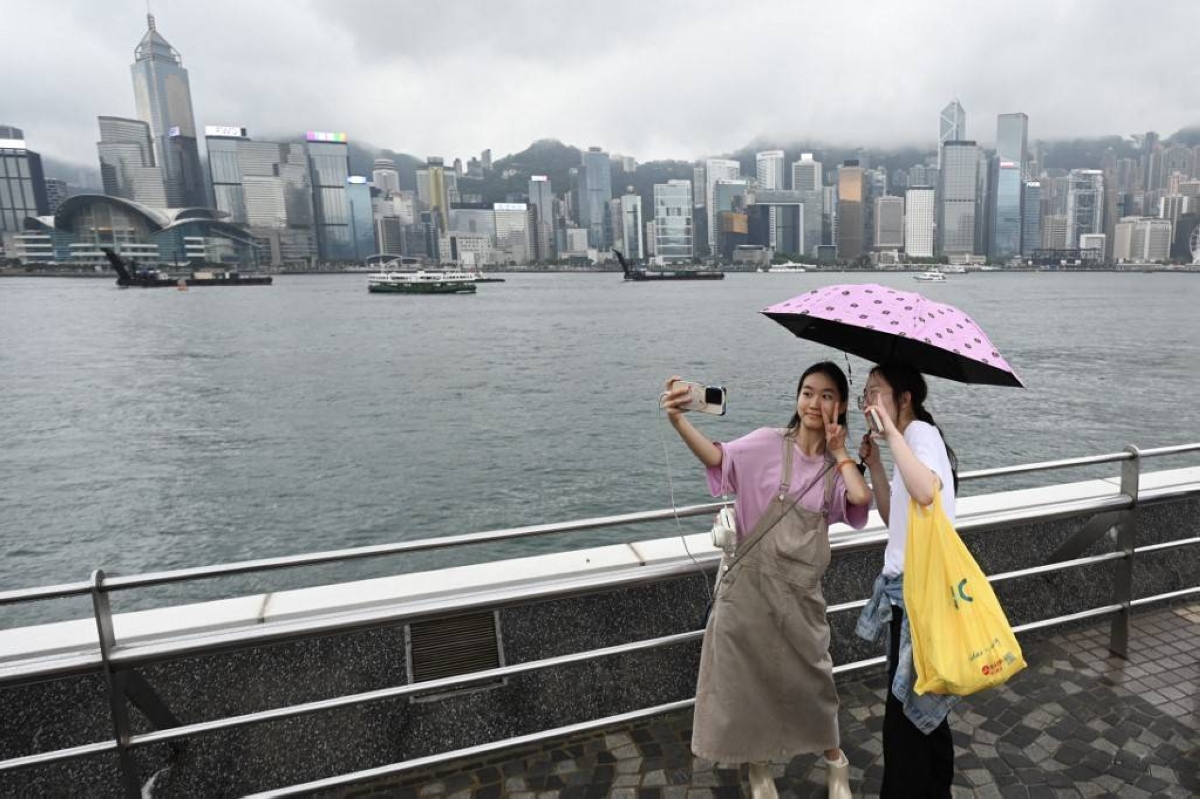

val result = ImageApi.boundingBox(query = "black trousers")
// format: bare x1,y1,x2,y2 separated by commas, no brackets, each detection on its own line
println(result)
880,606,954,798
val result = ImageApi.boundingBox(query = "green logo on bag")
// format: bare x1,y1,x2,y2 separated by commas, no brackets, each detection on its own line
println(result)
951,578,974,609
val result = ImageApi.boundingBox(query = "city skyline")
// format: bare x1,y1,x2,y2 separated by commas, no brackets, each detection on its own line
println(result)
5,1,1199,170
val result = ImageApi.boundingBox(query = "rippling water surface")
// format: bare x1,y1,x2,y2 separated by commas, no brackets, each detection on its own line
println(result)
1,272,1196,623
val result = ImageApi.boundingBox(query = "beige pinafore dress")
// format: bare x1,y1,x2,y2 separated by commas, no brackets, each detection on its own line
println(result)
691,435,840,763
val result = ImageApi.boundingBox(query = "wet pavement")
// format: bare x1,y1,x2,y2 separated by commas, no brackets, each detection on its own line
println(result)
334,603,1198,798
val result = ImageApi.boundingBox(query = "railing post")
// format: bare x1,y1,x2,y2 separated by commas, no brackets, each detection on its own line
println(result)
90,569,140,798
1108,446,1140,658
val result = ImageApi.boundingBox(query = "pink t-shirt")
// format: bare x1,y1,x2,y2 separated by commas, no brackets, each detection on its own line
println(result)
706,427,870,542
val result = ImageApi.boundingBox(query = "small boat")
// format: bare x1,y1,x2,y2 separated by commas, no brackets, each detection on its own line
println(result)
765,262,807,273
913,269,947,282
103,249,272,287
368,271,477,294
940,263,967,274
614,249,724,281
468,271,506,283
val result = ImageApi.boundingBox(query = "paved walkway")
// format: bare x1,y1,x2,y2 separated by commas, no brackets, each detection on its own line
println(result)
338,603,1198,798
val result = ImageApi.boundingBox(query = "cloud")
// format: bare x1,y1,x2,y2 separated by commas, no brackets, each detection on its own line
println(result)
3,0,1198,172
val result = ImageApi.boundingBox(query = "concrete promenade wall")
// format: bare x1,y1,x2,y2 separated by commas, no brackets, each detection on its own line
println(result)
1,469,1196,797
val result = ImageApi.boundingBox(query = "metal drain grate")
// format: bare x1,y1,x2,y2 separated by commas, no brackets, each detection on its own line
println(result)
405,611,504,688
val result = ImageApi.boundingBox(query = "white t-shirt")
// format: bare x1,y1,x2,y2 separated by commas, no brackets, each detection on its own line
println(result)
882,420,956,577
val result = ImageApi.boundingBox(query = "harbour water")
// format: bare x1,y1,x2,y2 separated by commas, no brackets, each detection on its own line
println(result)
1,272,1197,623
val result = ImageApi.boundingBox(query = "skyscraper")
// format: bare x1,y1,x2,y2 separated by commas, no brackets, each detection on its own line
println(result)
1131,218,1172,261
0,126,49,235
306,131,354,261
989,113,1029,261
990,160,1023,261
791,154,824,256
756,150,785,248
372,159,401,194
618,194,644,260
493,202,533,263
97,116,168,207
1066,169,1104,248
938,141,980,256
836,162,866,260
873,195,904,250
939,100,966,164
654,180,693,264
130,14,205,207
213,131,318,266
1021,182,1042,256
44,179,69,213
995,113,1029,169
705,159,740,249
904,187,935,257
528,175,554,261
580,147,613,249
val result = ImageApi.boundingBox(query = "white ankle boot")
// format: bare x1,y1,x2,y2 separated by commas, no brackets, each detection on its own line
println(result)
826,751,851,799
748,761,779,799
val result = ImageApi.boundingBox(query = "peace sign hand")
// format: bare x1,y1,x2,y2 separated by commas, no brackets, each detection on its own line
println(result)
823,401,848,456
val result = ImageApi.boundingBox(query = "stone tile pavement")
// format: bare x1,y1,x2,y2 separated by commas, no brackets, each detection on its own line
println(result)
333,603,1198,798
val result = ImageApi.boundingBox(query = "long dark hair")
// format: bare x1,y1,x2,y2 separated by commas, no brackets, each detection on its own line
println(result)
870,363,959,491
786,361,849,436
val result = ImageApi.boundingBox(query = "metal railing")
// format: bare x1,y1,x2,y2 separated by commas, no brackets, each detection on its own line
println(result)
1,442,1198,798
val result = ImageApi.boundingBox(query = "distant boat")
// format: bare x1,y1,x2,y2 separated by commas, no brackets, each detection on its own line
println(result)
940,263,967,274
103,249,272,288
468,270,506,283
368,270,476,294
913,269,947,282
614,249,724,281
764,262,807,273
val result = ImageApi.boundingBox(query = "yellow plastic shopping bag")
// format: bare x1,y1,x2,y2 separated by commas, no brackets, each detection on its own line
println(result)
903,488,1026,695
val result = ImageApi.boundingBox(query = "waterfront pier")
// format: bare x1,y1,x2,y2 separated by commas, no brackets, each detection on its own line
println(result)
1,444,1196,797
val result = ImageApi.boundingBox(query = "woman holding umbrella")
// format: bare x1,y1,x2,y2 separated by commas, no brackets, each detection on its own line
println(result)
759,283,1023,796
856,362,962,797
662,361,871,799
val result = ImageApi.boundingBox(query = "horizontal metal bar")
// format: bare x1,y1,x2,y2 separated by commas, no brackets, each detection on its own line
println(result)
248,652,894,798
988,551,1127,583
129,629,703,748
243,698,699,798
1134,537,1200,554
827,598,870,613
0,580,95,607
958,451,1131,482
0,490,1172,687
1139,442,1200,458
831,493,1135,555
1131,586,1200,606
97,502,729,594
0,558,717,686
4,447,1195,607
0,740,117,774
832,655,885,674
1011,604,1123,634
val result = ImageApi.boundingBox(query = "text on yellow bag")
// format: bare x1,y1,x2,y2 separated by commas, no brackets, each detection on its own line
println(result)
903,488,1026,695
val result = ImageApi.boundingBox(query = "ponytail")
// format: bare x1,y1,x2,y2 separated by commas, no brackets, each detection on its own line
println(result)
912,406,959,493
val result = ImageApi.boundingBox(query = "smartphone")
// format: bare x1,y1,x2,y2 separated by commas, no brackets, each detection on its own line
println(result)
674,381,727,416
866,408,885,436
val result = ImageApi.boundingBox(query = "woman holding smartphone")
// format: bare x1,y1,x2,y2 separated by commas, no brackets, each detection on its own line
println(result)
662,361,871,799
855,362,961,797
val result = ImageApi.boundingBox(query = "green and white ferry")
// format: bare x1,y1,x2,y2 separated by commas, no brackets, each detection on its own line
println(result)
367,270,477,294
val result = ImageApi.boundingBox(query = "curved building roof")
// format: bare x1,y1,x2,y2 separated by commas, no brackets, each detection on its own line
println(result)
45,195,251,244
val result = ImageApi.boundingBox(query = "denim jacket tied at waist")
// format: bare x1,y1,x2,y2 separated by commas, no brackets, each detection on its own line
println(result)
855,573,960,734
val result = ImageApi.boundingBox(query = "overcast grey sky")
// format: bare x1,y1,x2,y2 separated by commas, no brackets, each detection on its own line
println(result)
3,0,1198,169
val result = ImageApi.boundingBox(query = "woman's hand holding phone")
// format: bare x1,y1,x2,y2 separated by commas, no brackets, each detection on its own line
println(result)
661,376,691,421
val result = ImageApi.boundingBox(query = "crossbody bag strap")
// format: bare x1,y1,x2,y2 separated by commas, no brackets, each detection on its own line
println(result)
724,441,834,574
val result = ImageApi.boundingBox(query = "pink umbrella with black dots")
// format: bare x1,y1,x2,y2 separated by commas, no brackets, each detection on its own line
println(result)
762,283,1025,387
